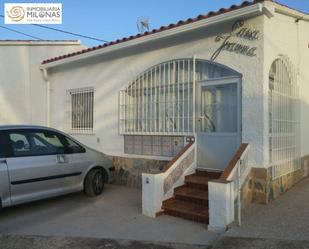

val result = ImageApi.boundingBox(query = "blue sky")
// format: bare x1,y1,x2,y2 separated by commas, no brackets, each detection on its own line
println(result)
0,0,308,47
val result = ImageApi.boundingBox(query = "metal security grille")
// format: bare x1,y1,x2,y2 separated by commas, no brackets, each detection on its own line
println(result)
269,57,300,179
120,59,194,135
119,58,238,135
66,87,94,134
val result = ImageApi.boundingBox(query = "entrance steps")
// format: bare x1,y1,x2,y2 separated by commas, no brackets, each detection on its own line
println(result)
162,169,222,223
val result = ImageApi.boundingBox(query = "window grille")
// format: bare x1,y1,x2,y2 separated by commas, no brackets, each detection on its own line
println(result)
119,58,238,135
66,87,94,134
269,56,300,179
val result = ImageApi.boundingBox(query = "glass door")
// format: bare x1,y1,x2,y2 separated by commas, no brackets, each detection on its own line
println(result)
196,77,241,170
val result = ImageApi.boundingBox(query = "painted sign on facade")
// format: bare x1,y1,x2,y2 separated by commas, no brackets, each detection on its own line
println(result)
211,20,259,61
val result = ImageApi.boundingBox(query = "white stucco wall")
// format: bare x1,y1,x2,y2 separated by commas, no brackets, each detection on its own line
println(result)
0,41,85,126
263,2,309,159
48,15,266,168
208,180,234,232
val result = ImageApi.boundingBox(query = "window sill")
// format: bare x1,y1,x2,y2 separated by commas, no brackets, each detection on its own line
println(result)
121,153,172,161
68,131,95,136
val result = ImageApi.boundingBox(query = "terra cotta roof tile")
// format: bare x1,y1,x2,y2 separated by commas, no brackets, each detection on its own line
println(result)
41,0,271,65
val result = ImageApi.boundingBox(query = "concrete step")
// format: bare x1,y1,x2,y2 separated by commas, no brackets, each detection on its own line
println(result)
174,185,208,206
196,169,222,179
185,174,211,190
162,198,209,223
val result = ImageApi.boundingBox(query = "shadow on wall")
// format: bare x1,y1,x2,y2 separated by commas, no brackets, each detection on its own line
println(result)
240,49,309,204
244,157,309,206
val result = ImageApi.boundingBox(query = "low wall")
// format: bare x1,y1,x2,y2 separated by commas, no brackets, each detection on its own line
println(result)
268,155,309,202
111,156,168,188
239,169,255,208
142,142,196,218
244,155,309,204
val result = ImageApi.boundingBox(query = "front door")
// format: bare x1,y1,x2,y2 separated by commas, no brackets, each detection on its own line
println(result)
196,77,241,170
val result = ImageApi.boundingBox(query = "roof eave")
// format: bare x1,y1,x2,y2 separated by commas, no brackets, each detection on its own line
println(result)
272,2,309,21
0,40,81,46
40,3,265,70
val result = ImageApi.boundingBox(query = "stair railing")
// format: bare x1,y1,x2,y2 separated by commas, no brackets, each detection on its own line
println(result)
142,140,196,218
208,143,250,232
220,143,250,226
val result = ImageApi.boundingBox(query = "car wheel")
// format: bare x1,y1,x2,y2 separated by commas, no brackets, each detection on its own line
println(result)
84,169,105,197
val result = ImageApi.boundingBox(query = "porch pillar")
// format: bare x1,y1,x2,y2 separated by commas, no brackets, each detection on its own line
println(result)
208,180,234,232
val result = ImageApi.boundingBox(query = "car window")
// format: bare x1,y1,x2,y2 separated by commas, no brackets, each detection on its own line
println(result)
0,133,5,158
9,130,66,157
10,133,31,155
62,136,86,154
36,133,64,147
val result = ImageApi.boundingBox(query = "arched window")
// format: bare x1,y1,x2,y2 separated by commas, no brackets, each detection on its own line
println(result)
268,56,300,179
119,58,239,135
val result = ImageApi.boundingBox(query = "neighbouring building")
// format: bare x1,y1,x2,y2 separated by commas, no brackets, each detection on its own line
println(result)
2,0,309,231
0,40,85,125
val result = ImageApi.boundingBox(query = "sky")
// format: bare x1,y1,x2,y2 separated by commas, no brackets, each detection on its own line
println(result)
0,0,308,47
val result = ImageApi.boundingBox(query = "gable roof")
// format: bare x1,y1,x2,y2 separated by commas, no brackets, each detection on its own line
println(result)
0,40,80,45
41,0,309,66
42,0,269,65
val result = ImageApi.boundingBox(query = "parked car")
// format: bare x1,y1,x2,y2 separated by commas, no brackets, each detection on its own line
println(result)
0,125,114,208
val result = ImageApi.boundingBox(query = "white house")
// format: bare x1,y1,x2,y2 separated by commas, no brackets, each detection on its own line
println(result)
0,40,85,125
3,0,309,230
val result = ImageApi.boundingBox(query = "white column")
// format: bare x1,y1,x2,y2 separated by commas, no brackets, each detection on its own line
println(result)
208,180,235,232
142,173,164,218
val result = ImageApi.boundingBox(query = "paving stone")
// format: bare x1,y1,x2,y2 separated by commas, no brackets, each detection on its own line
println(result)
0,235,209,249
212,236,309,249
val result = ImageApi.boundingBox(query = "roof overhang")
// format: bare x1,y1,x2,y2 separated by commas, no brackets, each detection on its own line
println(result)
270,1,309,21
0,40,81,46
41,2,268,70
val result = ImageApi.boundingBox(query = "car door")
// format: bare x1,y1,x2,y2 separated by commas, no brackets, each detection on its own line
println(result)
56,133,88,189
5,128,83,205
60,134,91,179
0,131,11,207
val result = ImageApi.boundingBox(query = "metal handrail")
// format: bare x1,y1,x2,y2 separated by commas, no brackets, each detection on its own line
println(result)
161,140,195,172
220,143,250,226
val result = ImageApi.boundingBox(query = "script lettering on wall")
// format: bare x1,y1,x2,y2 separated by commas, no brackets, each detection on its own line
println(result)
210,20,260,61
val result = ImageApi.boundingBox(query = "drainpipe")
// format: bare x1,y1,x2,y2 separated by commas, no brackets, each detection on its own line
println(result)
42,68,51,127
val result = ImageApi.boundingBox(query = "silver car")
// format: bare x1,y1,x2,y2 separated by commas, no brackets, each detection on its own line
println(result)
0,125,114,208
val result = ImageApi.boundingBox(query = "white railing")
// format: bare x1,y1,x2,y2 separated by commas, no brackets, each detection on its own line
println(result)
208,143,250,232
142,141,196,217
225,143,250,226
268,56,300,180
119,58,194,135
